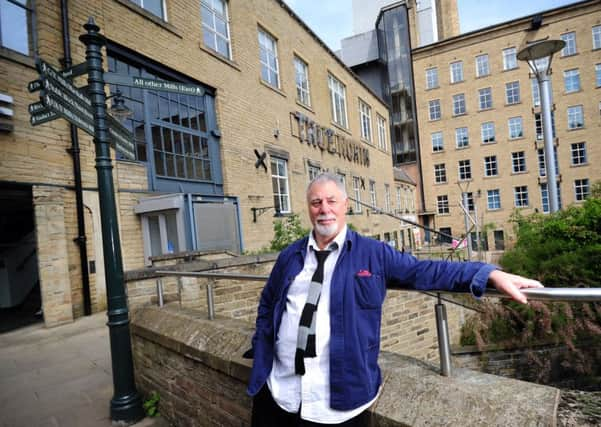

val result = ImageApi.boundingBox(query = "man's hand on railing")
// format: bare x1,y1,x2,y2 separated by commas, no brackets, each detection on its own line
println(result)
488,270,544,304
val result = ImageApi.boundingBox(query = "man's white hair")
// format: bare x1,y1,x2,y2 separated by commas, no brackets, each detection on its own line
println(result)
306,172,347,200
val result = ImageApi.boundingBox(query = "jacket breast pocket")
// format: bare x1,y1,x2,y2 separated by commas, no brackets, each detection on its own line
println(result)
354,273,385,309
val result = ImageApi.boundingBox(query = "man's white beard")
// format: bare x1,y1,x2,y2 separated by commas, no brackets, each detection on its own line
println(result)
314,217,338,238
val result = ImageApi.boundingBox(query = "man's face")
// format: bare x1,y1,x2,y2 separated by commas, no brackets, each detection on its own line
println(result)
307,180,349,242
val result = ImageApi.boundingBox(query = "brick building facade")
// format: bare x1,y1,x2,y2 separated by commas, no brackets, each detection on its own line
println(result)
413,0,601,249
0,0,411,326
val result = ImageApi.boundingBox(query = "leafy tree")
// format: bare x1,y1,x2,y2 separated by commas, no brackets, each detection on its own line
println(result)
270,214,310,251
461,187,601,385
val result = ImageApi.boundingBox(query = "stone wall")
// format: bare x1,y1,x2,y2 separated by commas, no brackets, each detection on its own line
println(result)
131,305,559,426
125,252,473,364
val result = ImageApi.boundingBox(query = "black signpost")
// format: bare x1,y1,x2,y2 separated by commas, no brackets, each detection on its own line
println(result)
28,60,135,160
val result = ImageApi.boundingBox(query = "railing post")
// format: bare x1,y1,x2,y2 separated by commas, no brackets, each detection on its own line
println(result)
435,293,452,376
206,279,215,320
156,278,164,307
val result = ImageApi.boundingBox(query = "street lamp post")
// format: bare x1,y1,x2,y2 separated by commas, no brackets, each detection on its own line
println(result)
517,39,565,213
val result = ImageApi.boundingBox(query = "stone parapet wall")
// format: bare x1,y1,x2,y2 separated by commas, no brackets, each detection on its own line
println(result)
131,305,559,426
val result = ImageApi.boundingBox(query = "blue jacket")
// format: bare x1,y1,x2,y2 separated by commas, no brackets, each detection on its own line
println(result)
247,229,495,410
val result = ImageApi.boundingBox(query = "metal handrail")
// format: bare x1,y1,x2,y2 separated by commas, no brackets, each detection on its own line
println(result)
153,270,601,376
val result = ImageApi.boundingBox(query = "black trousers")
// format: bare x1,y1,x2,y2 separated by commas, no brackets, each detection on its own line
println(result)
251,385,369,427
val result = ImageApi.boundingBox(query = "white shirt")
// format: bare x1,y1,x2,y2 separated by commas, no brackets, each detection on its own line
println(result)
267,225,376,423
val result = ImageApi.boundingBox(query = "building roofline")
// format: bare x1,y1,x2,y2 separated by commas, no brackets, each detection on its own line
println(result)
275,0,387,107
412,0,596,53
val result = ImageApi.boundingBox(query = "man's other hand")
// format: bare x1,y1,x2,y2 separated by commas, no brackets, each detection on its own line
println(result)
488,270,544,304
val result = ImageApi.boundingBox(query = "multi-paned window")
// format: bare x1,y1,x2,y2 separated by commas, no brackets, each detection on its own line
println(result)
570,142,587,165
478,87,492,110
307,163,320,182
567,105,584,129
564,69,580,93
464,192,475,211
450,61,464,83
455,127,469,148
328,74,348,128
396,186,402,212
384,184,391,212
352,176,362,213
452,93,466,115
531,79,540,107
593,25,601,50
540,183,563,213
476,54,490,77
481,122,495,143
258,28,279,88
574,179,590,201
560,32,577,56
0,0,33,55
437,195,449,214
503,47,517,70
434,163,447,183
201,0,231,58
271,157,290,213
537,147,560,177
294,56,311,106
359,100,372,142
534,112,556,140
428,99,441,120
596,64,601,87
377,114,387,151
132,0,165,19
458,159,471,181
487,189,501,210
426,67,439,89
508,116,523,139
514,186,529,207
511,151,526,173
432,131,444,152
369,180,377,207
505,81,520,104
484,155,498,177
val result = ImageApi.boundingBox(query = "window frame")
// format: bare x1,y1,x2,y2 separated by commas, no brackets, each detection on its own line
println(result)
593,25,601,50
475,54,490,77
437,195,449,214
258,27,280,88
352,176,362,213
567,105,584,129
426,67,439,89
458,159,472,181
484,155,498,177
450,61,464,83
452,93,466,115
502,47,517,70
511,151,526,174
570,142,587,165
505,81,520,105
481,122,495,144
359,99,372,142
428,99,441,121
328,73,348,128
563,69,581,93
560,32,577,57
514,185,529,208
431,131,444,152
0,0,35,56
376,114,387,151
487,189,501,210
201,0,232,59
455,127,469,149
595,64,601,88
508,116,523,139
294,55,311,107
270,156,290,214
478,87,492,110
574,178,590,201
434,163,447,184
369,180,377,207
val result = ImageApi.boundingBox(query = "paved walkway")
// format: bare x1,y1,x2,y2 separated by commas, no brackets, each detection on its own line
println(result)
0,313,168,427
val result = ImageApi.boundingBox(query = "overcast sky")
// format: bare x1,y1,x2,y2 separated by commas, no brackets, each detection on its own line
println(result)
284,0,581,51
